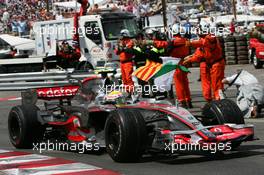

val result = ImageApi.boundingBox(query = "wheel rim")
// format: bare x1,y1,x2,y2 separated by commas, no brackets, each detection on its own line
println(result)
253,55,258,66
9,113,22,143
107,122,120,152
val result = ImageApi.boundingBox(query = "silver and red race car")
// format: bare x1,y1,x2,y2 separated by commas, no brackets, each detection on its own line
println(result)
8,76,255,162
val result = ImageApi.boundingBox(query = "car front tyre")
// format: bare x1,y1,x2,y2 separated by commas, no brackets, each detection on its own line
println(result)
105,108,147,162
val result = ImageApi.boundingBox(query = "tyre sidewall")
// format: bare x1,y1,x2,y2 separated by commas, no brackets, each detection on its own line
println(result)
8,107,25,147
105,109,146,162
8,105,42,148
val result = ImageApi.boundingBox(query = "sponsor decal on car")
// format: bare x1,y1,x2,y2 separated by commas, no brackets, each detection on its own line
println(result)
37,86,79,98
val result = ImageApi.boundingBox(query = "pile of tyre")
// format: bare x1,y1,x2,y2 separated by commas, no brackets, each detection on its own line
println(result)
224,35,249,65
235,36,249,64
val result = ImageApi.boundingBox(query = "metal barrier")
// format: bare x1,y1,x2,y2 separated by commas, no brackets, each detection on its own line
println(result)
0,70,100,91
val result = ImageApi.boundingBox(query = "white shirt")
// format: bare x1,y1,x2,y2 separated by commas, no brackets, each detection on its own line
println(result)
56,14,64,20
226,70,258,86
140,3,150,14
2,11,10,21
133,6,140,18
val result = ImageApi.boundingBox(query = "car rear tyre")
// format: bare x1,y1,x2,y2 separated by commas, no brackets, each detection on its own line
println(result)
8,105,44,149
202,99,245,125
105,108,147,162
251,50,263,69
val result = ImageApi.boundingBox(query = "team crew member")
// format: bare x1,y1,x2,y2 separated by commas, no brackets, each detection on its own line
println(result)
132,33,146,68
153,25,192,108
184,34,225,101
188,33,210,101
115,29,134,92
134,29,167,99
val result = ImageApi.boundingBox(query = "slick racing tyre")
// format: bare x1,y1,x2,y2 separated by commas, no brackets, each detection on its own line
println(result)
251,50,263,69
202,99,245,125
105,108,147,162
8,105,44,149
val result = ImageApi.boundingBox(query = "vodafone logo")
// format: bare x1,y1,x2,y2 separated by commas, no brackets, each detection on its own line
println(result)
37,86,79,98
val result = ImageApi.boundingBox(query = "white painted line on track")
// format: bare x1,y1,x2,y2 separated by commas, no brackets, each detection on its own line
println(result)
0,150,120,175
0,154,52,164
2,163,100,175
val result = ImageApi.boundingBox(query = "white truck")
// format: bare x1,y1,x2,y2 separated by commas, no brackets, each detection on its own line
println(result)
0,12,138,73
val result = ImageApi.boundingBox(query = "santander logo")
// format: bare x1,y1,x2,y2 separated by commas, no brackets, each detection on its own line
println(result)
37,86,79,98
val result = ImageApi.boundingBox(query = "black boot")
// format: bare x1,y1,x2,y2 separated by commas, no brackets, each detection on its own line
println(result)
179,101,188,108
187,101,193,109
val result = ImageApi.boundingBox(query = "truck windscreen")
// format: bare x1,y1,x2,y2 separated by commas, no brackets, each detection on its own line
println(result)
102,18,138,40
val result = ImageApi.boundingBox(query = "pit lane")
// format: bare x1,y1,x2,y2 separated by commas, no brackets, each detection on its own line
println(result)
0,64,264,175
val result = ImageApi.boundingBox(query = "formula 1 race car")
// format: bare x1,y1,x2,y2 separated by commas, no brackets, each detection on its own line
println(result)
8,76,255,162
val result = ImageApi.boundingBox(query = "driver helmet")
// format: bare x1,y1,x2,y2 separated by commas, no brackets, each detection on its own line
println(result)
120,29,130,38
104,91,126,105
145,28,157,35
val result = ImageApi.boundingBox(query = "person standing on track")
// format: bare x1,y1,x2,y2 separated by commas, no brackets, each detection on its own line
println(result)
153,24,192,108
184,33,225,102
115,29,134,93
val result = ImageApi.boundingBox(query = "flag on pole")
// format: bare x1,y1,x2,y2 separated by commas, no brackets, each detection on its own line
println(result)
133,57,189,91
153,57,181,91
132,59,163,82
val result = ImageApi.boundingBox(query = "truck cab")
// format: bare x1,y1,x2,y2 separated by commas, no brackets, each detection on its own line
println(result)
79,12,138,68
34,12,138,70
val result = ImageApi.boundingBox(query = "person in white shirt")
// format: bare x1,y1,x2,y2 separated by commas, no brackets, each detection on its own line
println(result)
222,70,264,118
2,10,10,33
55,12,64,20
17,16,27,37
208,17,216,34
139,0,150,27
11,16,18,36
133,2,141,29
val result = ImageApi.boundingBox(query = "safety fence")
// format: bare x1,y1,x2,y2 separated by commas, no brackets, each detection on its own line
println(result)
0,71,99,91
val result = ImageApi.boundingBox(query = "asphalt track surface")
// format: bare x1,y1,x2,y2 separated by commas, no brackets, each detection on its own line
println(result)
0,64,264,175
